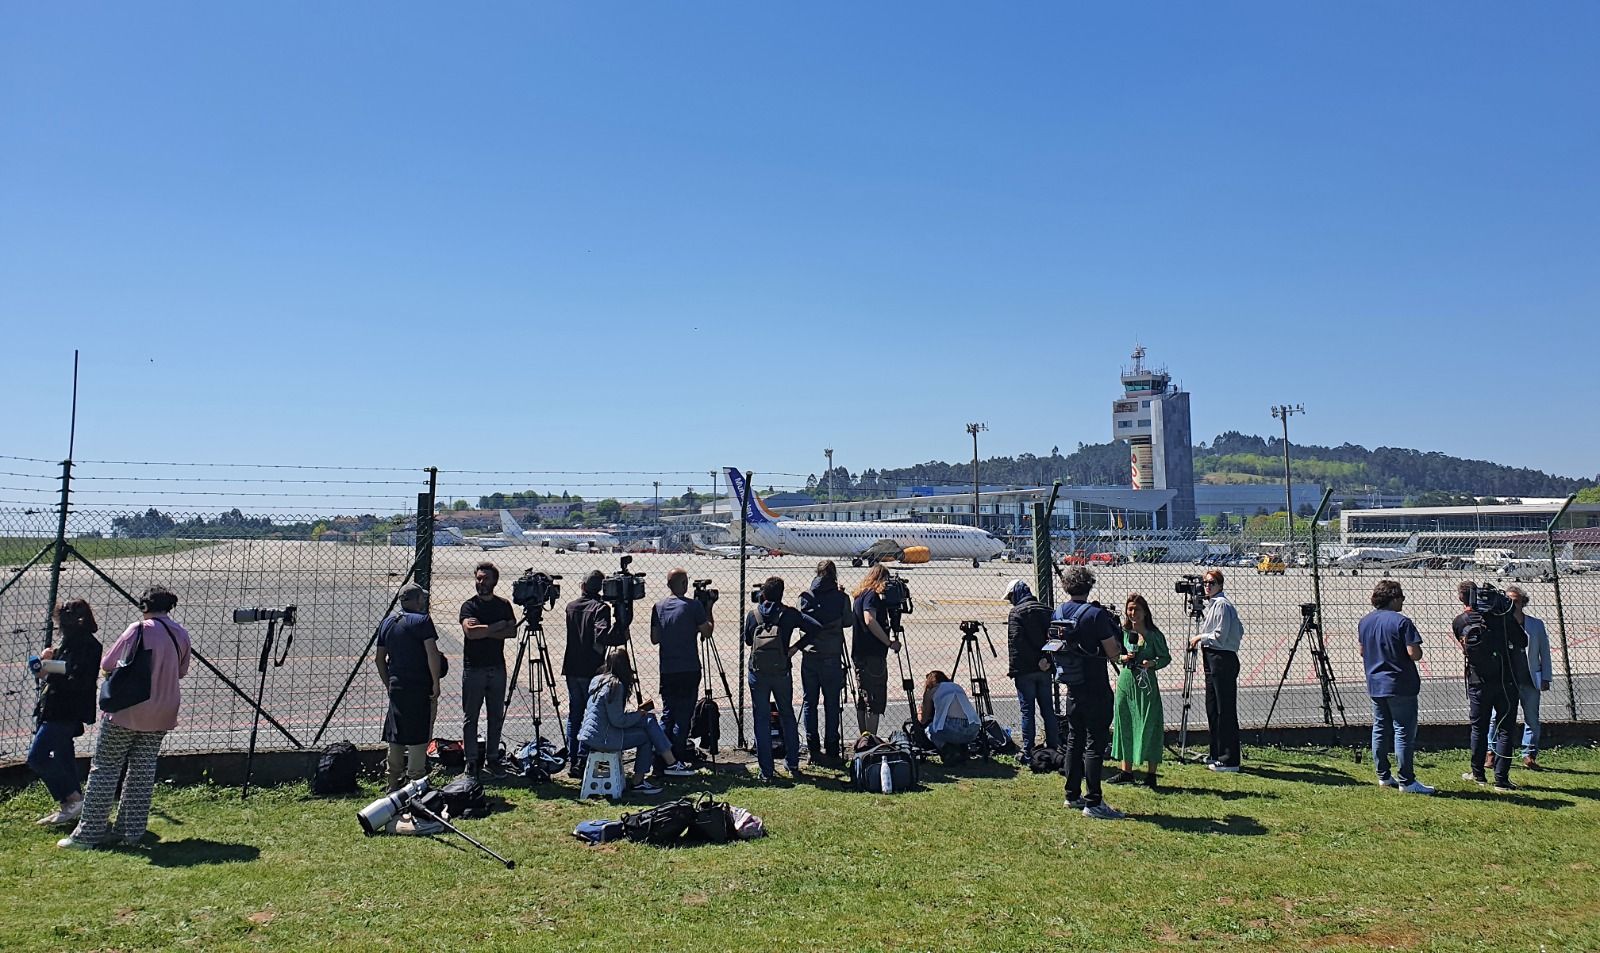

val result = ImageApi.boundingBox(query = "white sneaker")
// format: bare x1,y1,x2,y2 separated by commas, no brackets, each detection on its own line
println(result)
56,835,96,850
1208,763,1240,773
1461,772,1486,785
1399,780,1435,795
662,762,698,777
1064,795,1088,809
1082,803,1127,820
1377,777,1400,789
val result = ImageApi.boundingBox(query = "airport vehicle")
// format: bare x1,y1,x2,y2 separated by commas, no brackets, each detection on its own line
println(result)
1255,554,1287,575
1473,547,1517,571
724,467,1006,567
446,511,620,552
1061,551,1120,567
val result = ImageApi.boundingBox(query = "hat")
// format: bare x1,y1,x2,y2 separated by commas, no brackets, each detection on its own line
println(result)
398,582,430,605
1005,578,1032,601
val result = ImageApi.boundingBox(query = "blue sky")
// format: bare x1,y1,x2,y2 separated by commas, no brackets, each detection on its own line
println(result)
3,3,1596,509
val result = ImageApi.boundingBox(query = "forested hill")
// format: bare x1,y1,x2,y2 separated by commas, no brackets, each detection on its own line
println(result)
813,433,1593,501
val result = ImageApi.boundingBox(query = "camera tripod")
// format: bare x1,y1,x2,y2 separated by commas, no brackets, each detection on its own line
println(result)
504,604,564,766
949,621,998,719
888,610,931,753
1171,593,1208,765
1260,607,1357,759
696,627,741,763
242,610,296,800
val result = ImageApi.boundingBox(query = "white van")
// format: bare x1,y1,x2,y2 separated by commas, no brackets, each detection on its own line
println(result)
1472,548,1516,571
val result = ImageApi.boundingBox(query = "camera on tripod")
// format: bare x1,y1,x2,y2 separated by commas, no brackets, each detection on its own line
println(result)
233,606,297,626
959,619,982,636
1174,575,1207,619
1300,602,1317,621
511,570,562,611
602,555,646,604
692,579,718,612
1470,582,1512,616
749,584,764,604
882,574,913,615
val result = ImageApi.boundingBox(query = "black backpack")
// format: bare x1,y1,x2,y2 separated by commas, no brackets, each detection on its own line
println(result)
310,741,362,796
439,775,489,819
620,798,698,845
690,695,721,752
1030,747,1068,773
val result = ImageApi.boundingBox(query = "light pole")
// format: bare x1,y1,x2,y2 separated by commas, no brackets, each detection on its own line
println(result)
653,480,661,530
1270,404,1305,549
824,448,834,506
710,470,717,520
966,422,987,529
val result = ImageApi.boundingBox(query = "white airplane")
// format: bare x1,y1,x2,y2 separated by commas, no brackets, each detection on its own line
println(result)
1499,544,1595,580
444,511,619,552
723,467,1006,567
1328,535,1422,568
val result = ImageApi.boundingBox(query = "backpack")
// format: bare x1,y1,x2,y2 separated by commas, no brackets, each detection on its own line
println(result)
852,742,919,794
620,798,699,845
428,737,465,769
748,610,789,676
439,775,488,819
1030,747,1068,773
310,741,362,796
513,737,565,782
1047,602,1102,686
965,717,1016,759
690,695,721,752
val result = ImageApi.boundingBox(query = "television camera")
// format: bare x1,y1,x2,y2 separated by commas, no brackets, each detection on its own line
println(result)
692,579,718,613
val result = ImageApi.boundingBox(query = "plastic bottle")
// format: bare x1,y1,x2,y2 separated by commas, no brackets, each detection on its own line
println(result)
880,757,894,794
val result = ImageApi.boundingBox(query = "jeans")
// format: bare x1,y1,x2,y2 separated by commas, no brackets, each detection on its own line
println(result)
1014,671,1060,753
1063,682,1113,806
930,715,981,750
659,670,700,762
566,675,593,768
800,652,846,755
1467,680,1516,783
748,669,799,779
28,720,83,802
615,714,677,777
1370,694,1419,785
462,664,508,773
1202,648,1241,766
1491,681,1543,759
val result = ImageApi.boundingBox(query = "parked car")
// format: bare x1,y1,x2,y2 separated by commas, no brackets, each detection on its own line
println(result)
1256,555,1287,575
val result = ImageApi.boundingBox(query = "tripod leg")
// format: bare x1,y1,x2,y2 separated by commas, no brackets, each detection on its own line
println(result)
1177,648,1197,762
407,803,515,869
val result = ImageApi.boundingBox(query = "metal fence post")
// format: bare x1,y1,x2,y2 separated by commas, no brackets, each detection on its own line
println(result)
1032,501,1053,610
42,459,72,647
414,467,438,592
737,470,751,747
1546,494,1578,720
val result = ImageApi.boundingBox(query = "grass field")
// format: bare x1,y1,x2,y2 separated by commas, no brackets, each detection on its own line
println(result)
0,536,217,567
2,746,1597,952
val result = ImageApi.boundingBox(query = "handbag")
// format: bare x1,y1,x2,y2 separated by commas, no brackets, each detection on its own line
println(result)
99,622,153,713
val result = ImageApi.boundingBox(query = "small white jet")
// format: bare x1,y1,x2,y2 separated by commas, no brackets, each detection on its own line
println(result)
445,510,619,552
1329,535,1422,569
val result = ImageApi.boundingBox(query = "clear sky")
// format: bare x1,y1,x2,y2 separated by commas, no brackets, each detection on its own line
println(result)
4,3,1597,509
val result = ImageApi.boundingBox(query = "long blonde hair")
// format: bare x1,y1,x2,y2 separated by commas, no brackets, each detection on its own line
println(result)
852,564,890,599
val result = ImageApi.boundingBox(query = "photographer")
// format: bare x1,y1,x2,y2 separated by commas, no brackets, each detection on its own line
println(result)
375,583,443,792
1505,586,1552,770
798,560,852,764
1452,581,1524,791
563,570,629,776
850,564,900,737
459,562,516,779
28,599,103,828
1358,581,1434,795
649,568,713,765
1004,579,1058,764
917,670,980,755
1187,569,1244,773
1051,567,1126,820
742,576,824,782
61,586,191,850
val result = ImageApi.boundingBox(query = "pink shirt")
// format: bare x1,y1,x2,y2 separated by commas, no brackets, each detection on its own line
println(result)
101,616,192,732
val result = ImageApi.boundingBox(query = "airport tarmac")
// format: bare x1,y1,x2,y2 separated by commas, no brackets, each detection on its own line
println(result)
3,541,1596,764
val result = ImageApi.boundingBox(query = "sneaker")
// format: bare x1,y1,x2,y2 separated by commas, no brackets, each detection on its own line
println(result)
1208,763,1240,773
662,762,698,777
630,779,663,796
1399,780,1436,795
787,764,805,779
1106,770,1138,785
1377,777,1400,789
56,835,96,850
1082,803,1127,820
1017,750,1033,767
36,803,83,827
1493,780,1520,793
1462,772,1487,785
487,759,510,780
756,773,776,785
1064,795,1088,809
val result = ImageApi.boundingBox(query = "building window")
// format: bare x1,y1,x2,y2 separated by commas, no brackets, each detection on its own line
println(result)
1137,419,1150,427
1141,400,1150,408
1118,421,1132,429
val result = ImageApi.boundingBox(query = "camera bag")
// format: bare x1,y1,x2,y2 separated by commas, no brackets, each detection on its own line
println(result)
749,617,788,676
689,793,734,843
428,737,466,769
1029,747,1067,773
851,742,918,794
690,695,721,752
311,741,362,796
439,775,488,819
620,797,699,845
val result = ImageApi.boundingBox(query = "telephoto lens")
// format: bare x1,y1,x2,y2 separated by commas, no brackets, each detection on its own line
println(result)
357,777,430,836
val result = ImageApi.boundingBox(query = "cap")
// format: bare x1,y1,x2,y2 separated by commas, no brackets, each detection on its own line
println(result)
398,582,430,605
1005,578,1032,601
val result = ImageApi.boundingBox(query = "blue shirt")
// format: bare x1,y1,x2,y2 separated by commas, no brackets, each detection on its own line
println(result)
650,595,707,676
377,611,438,693
1358,608,1422,697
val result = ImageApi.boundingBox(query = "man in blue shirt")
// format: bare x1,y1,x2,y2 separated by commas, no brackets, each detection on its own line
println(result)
649,568,713,766
1357,580,1434,794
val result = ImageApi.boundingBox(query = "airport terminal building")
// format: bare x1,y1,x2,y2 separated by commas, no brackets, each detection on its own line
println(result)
1341,501,1600,551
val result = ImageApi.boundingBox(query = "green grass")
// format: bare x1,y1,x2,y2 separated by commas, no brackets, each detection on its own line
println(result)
2,747,1597,952
0,536,218,566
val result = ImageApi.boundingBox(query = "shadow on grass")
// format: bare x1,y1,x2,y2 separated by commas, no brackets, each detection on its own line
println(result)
1536,785,1599,800
1153,784,1278,801
1138,812,1267,836
138,837,261,867
1245,764,1362,788
1436,789,1575,810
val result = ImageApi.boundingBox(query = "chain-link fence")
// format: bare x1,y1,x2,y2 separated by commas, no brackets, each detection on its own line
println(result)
2,461,1596,766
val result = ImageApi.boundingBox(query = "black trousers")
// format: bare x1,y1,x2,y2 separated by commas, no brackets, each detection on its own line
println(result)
1203,648,1240,766
1062,681,1113,806
1467,679,1517,784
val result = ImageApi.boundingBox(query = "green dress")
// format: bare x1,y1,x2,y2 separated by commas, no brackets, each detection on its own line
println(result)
1111,623,1172,767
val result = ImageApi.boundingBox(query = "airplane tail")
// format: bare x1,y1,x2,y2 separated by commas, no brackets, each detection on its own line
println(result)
443,526,466,539
499,509,527,537
1404,533,1419,552
724,467,778,525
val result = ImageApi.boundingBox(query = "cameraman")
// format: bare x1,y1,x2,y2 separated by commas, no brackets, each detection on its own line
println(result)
798,560,852,764
1004,579,1059,763
375,583,443,792
459,562,517,779
850,564,900,736
649,568,713,765
563,570,628,776
742,576,824,782
1452,581,1524,791
1187,569,1244,773
1051,567,1126,820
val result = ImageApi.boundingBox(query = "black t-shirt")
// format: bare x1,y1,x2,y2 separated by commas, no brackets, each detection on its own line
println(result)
852,590,890,658
459,594,516,669
378,611,438,693
1052,600,1118,688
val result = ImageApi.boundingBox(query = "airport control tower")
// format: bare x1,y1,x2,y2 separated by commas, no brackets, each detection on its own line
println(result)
1111,346,1197,527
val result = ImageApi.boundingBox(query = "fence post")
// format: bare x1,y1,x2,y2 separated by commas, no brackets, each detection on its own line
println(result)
1545,494,1578,721
414,468,438,593
737,470,751,747
42,459,72,647
1032,501,1053,610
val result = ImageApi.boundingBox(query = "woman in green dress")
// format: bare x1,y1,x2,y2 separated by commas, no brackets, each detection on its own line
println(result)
1109,593,1172,789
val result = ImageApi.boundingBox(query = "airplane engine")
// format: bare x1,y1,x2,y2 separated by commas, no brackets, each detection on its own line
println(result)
899,546,931,564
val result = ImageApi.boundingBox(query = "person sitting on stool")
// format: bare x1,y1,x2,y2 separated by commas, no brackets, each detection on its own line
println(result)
577,647,698,797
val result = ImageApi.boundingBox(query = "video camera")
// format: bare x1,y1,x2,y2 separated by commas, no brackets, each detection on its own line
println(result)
512,570,562,611
749,584,764,604
882,574,913,615
1300,602,1318,622
1470,582,1512,617
959,619,982,636
233,606,297,626
602,555,646,604
1174,575,1207,620
692,579,718,612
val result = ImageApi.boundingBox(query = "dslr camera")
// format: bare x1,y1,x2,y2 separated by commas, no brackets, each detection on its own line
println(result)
512,570,562,610
692,579,718,612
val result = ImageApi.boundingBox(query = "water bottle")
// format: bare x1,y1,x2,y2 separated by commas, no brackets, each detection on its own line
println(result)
879,757,894,794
